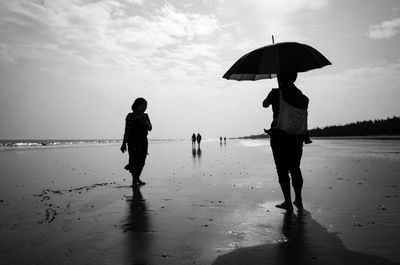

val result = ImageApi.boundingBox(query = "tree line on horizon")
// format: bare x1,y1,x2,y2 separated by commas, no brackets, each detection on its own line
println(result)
309,116,400,137
239,116,400,139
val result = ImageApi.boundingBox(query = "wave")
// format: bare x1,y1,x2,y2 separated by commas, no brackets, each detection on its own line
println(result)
0,138,223,150
0,139,122,150
240,139,267,147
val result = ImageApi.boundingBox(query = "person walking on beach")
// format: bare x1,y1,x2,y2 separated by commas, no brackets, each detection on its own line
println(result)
220,137,223,145
121,98,152,186
192,133,196,146
196,133,202,148
263,73,309,211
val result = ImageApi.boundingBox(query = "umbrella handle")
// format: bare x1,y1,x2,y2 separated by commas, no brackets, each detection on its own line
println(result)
272,35,275,44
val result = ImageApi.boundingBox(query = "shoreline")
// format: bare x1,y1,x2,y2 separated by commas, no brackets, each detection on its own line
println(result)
235,135,400,140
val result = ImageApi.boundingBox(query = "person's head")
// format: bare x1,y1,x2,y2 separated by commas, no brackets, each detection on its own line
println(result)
131,97,147,113
277,72,298,85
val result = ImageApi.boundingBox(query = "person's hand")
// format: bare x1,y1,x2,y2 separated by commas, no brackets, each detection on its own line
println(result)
120,144,127,153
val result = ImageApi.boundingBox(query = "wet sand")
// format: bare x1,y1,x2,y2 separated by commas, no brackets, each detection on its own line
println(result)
0,139,399,265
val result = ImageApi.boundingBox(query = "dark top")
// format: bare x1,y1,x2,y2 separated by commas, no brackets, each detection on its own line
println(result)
264,84,309,128
124,112,151,143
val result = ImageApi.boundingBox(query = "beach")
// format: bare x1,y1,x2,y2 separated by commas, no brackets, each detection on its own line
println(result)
0,139,399,265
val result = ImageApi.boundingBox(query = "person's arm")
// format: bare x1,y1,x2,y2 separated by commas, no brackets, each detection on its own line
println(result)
304,96,309,109
145,113,152,131
135,113,152,131
262,97,270,108
262,89,276,108
121,114,131,153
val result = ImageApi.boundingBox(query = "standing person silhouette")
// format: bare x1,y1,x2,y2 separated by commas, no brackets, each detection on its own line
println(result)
196,133,202,148
121,98,152,186
192,133,196,146
263,73,309,211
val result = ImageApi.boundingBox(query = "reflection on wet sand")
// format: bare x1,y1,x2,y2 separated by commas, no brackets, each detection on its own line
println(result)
192,146,197,157
197,147,202,158
212,209,398,265
192,146,202,160
124,186,150,265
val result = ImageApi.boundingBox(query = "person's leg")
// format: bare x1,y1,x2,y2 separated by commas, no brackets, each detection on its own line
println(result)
289,138,304,208
134,156,146,185
136,138,148,185
128,143,139,185
270,135,293,211
276,182,293,210
129,139,148,186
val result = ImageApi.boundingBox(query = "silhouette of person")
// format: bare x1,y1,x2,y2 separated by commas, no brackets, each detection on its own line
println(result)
263,73,309,211
192,133,196,146
121,98,152,186
224,137,226,144
196,133,202,148
220,136,222,144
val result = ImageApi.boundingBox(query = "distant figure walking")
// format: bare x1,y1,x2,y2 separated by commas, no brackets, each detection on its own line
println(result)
196,133,202,148
220,137,223,145
121,98,152,186
224,137,226,144
192,133,196,146
263,73,309,211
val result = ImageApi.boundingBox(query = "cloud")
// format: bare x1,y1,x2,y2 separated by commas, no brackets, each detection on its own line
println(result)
0,1,219,67
0,0,329,79
304,62,400,95
218,0,328,16
367,17,400,39
301,61,400,127
125,0,145,5
117,3,219,54
214,0,330,56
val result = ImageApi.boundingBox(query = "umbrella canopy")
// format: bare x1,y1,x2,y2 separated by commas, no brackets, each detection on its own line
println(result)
223,42,331,81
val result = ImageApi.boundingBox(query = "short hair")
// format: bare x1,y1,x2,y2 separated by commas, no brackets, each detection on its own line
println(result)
131,97,147,111
277,72,298,84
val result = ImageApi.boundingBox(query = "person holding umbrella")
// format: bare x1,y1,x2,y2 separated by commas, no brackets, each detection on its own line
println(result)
263,72,308,211
223,40,331,211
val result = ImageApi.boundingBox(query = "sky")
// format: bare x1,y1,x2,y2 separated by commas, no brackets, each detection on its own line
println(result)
0,0,399,140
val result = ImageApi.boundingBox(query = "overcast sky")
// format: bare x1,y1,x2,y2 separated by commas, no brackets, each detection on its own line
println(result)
1,0,399,140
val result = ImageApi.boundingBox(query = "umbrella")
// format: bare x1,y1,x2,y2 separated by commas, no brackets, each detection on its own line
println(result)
223,42,331,81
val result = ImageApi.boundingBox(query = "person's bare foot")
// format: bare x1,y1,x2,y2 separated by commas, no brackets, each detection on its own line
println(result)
275,202,293,211
137,180,146,186
293,200,303,209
